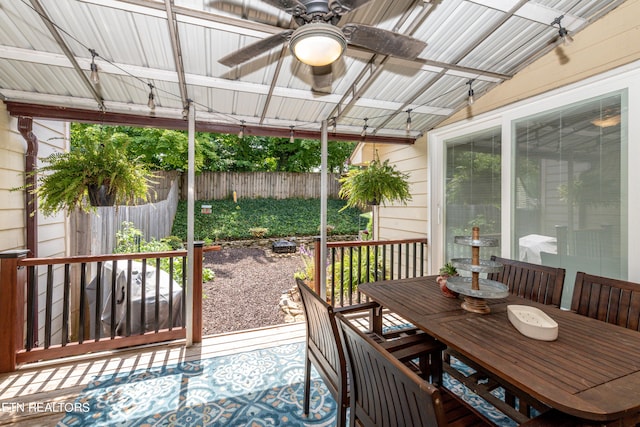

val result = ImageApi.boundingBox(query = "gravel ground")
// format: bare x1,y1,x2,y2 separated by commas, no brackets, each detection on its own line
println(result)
201,247,302,336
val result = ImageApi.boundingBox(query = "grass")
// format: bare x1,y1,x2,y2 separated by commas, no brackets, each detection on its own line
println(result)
171,198,366,241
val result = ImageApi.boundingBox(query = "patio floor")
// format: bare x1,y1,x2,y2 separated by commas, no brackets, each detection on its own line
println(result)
0,322,307,426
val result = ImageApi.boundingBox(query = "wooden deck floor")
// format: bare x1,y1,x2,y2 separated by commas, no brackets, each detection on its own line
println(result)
0,322,307,426
0,310,411,426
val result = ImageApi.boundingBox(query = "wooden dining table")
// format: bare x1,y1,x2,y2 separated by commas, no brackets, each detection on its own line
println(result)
359,276,640,426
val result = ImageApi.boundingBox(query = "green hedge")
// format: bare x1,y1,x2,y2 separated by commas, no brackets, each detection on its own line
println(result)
171,198,364,241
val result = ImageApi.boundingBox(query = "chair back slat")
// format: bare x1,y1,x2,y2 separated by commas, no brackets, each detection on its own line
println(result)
296,278,345,395
489,256,565,306
571,272,640,331
337,313,446,427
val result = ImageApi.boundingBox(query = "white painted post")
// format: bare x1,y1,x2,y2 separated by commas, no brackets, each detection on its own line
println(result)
186,102,195,346
320,120,328,299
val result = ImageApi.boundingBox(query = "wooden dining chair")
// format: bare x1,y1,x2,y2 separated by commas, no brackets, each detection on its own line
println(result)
488,256,566,307
336,312,493,427
571,272,640,331
296,278,445,427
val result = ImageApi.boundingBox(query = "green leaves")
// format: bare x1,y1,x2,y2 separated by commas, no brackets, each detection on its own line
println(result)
171,198,363,241
30,125,153,216
338,159,411,210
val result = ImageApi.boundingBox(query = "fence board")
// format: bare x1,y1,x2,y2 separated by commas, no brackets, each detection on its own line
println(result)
71,177,179,256
180,172,341,200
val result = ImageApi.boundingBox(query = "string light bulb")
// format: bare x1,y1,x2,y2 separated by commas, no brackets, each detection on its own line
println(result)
552,15,573,45
361,118,368,137
147,83,155,110
331,117,337,134
406,109,412,134
89,49,99,84
238,120,245,139
467,80,475,106
289,126,295,143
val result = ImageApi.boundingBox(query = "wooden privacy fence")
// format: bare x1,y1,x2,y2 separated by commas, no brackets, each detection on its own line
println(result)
71,173,180,255
182,172,342,200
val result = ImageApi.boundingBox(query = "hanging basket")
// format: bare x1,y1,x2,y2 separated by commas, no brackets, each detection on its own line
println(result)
87,184,116,207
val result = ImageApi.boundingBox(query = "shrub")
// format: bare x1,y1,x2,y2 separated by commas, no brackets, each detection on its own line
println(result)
115,222,214,283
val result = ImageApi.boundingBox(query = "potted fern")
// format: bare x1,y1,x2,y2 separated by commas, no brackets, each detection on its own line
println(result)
338,155,411,238
338,157,411,209
27,125,153,216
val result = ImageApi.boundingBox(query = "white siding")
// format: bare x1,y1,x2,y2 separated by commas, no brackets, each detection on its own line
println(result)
372,0,640,275
1,100,69,346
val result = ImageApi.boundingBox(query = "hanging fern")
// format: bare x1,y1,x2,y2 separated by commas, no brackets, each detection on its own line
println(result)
338,158,411,210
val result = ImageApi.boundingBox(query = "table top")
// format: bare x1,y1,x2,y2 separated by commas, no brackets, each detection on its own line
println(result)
359,276,640,422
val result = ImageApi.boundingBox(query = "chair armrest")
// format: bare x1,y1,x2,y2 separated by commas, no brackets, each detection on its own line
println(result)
333,301,379,315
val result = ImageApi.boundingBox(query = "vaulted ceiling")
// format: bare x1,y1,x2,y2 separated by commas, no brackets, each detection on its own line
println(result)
0,0,625,143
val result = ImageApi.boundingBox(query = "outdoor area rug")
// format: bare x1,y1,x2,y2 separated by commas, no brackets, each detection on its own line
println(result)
58,341,516,426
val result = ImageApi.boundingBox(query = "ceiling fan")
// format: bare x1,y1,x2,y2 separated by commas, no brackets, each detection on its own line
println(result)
218,0,427,91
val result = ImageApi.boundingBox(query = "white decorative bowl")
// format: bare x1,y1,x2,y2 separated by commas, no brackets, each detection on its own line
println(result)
507,305,558,341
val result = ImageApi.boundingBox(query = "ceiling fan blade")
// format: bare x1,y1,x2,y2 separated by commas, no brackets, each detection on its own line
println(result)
261,0,307,16
342,23,426,60
311,65,333,92
219,30,293,67
329,0,374,14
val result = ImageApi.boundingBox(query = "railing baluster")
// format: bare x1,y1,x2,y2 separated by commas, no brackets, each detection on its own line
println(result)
330,248,336,306
366,246,370,283
26,265,36,351
413,242,417,277
126,259,132,336
182,257,187,328
168,257,174,330
339,247,344,307
397,244,402,279
155,258,161,333
141,259,147,335
389,244,395,280
94,261,103,342
357,246,363,303
405,243,410,278
374,245,379,282
348,246,353,306
382,244,387,282
79,263,87,344
110,261,118,339
62,264,70,347
420,242,425,276
44,265,53,349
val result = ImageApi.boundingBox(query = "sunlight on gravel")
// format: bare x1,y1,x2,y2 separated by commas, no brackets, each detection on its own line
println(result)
202,247,302,335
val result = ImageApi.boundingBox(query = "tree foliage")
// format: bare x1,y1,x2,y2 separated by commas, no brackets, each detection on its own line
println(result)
73,124,355,173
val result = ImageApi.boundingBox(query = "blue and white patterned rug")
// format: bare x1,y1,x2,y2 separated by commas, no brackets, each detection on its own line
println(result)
58,342,516,426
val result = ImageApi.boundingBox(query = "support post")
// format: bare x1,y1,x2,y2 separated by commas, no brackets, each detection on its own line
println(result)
186,101,195,346
0,250,29,373
192,241,203,343
313,237,321,296
320,120,328,299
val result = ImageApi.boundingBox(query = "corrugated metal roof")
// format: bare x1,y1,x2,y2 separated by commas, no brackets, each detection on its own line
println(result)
0,0,625,142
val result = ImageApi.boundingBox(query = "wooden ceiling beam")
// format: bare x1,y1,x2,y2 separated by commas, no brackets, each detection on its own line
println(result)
5,102,415,145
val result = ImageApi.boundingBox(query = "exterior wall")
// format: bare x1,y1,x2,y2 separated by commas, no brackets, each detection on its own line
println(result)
0,102,27,251
440,0,640,127
369,0,640,273
372,137,428,242
0,100,69,345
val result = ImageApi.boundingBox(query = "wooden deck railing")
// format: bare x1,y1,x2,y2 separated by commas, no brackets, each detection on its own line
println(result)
313,238,428,307
0,243,217,373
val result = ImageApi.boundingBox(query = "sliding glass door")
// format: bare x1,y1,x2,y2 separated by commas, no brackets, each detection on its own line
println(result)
444,127,501,262
513,92,627,307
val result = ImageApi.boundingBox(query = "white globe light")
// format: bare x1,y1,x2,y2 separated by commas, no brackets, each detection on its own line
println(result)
290,23,347,67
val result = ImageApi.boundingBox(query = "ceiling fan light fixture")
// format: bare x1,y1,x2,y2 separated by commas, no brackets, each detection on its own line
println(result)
289,23,346,67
